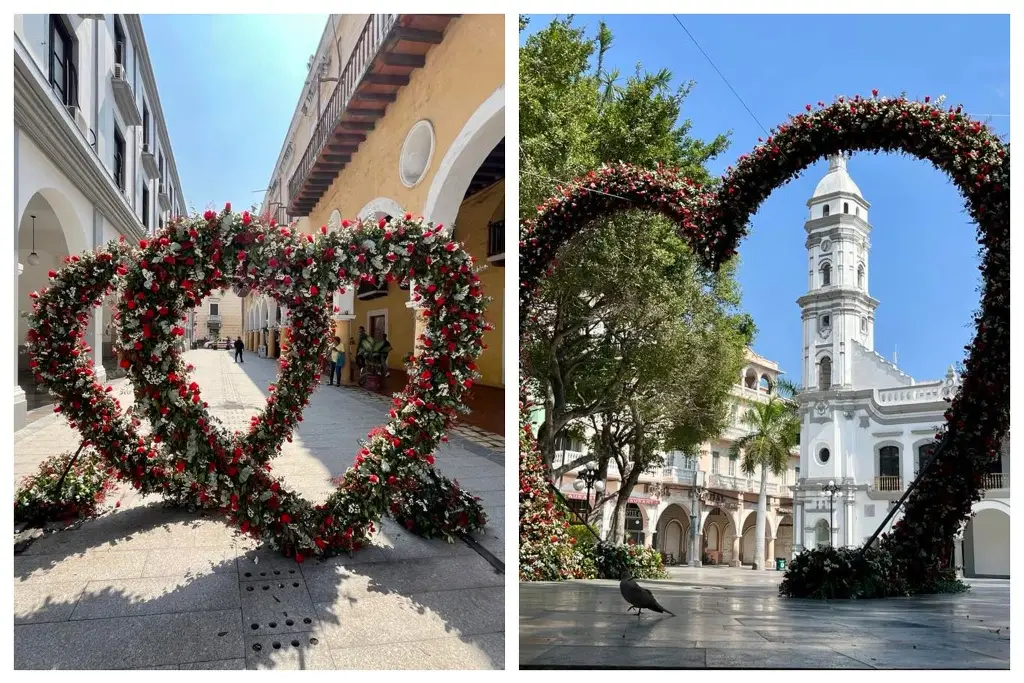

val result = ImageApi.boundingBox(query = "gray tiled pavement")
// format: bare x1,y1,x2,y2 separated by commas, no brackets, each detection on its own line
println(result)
14,350,504,670
520,567,1010,669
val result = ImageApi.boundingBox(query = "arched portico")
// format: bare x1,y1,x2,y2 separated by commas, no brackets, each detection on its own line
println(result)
422,85,504,229
740,511,774,566
15,190,92,427
963,500,1010,578
655,503,690,564
703,507,737,565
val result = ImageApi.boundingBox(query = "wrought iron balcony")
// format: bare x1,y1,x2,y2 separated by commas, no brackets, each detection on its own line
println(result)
981,472,1009,490
110,60,142,125
874,475,903,492
287,15,456,216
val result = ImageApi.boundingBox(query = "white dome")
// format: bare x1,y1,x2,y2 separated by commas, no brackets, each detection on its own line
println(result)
811,154,863,199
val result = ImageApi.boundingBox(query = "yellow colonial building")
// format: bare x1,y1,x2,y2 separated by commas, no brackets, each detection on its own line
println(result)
244,14,505,434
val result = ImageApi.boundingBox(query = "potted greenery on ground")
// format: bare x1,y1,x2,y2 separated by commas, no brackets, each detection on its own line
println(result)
357,336,389,391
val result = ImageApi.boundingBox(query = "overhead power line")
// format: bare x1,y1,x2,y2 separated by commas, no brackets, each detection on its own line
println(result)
671,15,769,136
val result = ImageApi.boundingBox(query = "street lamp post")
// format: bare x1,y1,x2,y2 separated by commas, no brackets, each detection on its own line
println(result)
573,460,606,525
820,479,841,547
689,470,707,567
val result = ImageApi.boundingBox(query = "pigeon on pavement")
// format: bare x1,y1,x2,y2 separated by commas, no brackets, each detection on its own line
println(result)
619,569,675,619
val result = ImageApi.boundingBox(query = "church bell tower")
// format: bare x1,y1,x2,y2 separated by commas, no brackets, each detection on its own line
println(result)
795,154,878,393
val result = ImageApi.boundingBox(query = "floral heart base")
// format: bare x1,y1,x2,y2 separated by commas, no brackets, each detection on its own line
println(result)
519,94,1009,592
27,208,492,561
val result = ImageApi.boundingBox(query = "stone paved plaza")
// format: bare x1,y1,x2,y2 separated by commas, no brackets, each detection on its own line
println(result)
14,350,504,669
520,566,1010,669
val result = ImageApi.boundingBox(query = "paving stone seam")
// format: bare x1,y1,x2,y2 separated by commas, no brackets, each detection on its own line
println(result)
15,606,245,625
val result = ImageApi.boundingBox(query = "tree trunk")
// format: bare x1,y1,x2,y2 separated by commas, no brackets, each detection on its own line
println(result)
753,465,768,570
537,383,558,470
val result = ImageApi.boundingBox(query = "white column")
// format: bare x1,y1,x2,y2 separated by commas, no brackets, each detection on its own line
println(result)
13,125,27,431
89,309,107,385
793,500,804,557
845,498,855,547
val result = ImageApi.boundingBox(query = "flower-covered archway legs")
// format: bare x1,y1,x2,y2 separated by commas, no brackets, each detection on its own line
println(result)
27,209,493,561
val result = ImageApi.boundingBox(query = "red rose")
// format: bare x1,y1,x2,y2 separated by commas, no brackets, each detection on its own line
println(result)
281,512,292,524
175,460,186,473
294,552,304,563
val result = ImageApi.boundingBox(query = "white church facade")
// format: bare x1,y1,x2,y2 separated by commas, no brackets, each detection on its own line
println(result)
791,155,1010,578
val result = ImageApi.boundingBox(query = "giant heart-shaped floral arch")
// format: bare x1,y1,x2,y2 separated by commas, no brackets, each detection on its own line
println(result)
27,208,491,561
519,93,1008,591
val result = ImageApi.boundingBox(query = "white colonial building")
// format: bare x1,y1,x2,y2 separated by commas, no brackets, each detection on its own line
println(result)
14,14,188,430
791,155,1010,578
556,349,800,568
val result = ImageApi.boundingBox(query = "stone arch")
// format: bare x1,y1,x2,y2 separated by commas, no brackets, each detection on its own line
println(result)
357,197,404,221
655,503,689,563
739,511,772,565
17,189,88,420
704,506,735,565
423,84,505,229
743,366,758,389
774,513,794,559
963,503,1009,578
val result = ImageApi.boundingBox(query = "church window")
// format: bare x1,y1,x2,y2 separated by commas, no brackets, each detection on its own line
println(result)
814,519,830,548
843,202,849,214
820,314,831,329
820,263,832,286
916,442,938,477
860,317,867,334
822,204,830,218
857,264,865,288
855,207,860,217
818,356,832,390
818,447,830,464
879,445,901,477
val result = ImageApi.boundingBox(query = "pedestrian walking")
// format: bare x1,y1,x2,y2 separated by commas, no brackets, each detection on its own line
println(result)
233,336,245,363
327,336,345,386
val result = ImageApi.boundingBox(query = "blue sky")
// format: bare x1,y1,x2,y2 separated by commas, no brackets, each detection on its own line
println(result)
142,14,328,214
522,14,1010,385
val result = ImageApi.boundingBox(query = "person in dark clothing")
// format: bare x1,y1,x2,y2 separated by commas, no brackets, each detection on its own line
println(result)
233,336,245,363
356,326,368,371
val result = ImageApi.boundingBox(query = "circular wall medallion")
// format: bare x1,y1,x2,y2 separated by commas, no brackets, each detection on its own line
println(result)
820,238,832,252
399,120,436,188
818,447,831,464
815,401,828,416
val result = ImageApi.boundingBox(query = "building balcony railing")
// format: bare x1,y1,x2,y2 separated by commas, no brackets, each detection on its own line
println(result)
981,472,1009,490
874,475,903,492
110,61,142,125
208,314,222,325
487,220,504,264
140,143,159,178
158,182,171,211
288,15,455,216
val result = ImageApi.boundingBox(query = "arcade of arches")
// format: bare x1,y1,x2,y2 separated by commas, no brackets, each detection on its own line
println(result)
642,500,795,567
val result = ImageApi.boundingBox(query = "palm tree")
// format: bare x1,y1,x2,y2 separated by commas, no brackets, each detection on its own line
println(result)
729,386,800,570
